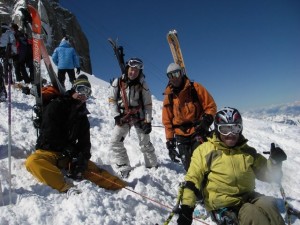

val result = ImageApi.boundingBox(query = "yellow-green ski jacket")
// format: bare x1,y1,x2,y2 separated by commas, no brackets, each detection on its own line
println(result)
182,134,281,211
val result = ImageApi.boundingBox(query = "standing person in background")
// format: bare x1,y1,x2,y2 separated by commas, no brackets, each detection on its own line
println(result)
25,75,126,194
52,36,81,88
162,63,217,171
0,23,16,86
177,107,286,225
25,34,34,83
108,57,158,178
10,23,31,84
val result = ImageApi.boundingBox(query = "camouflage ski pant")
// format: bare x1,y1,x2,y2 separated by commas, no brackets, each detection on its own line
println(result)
25,149,127,192
109,123,158,168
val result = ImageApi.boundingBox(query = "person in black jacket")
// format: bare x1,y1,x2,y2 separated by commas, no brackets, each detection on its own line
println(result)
10,23,31,83
25,75,126,193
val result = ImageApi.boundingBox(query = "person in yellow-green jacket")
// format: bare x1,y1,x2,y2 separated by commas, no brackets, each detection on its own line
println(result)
177,107,287,225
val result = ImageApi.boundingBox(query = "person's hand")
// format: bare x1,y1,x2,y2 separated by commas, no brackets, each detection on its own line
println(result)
194,114,213,135
62,146,75,159
177,205,194,225
270,143,287,164
114,115,122,126
142,122,152,134
22,86,31,95
76,67,81,74
166,139,180,162
67,153,88,180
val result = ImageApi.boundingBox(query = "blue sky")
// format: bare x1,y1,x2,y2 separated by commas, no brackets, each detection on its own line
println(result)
59,0,300,111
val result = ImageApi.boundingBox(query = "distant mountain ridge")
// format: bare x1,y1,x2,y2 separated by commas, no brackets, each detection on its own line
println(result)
243,101,300,126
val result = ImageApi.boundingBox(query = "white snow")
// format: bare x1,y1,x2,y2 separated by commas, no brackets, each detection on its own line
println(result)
0,69,300,225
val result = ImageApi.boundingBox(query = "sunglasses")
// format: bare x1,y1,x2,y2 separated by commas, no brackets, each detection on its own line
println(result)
128,60,144,70
75,85,92,98
167,70,181,79
217,124,242,136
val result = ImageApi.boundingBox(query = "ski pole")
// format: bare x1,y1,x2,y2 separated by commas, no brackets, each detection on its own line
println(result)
161,182,184,225
7,59,12,205
88,171,209,224
279,185,300,224
152,125,164,128
0,180,4,206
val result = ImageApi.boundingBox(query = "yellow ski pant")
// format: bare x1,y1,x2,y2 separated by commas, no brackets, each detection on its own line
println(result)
25,149,127,192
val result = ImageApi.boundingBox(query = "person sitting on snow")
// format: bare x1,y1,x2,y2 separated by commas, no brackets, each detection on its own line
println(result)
26,75,126,194
177,107,286,225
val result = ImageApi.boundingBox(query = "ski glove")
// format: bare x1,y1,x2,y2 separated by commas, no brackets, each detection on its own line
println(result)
62,146,75,159
114,115,122,126
142,122,152,134
67,153,88,180
177,205,194,225
166,139,180,162
22,86,31,95
194,114,213,136
76,67,81,75
270,143,287,164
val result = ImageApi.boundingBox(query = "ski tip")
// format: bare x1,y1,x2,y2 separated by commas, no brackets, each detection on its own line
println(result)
169,29,178,34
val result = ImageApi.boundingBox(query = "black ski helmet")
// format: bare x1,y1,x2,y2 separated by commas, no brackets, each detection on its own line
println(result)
214,107,243,134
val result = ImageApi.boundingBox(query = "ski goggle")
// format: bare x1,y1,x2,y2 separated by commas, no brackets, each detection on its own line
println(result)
127,59,144,70
217,124,243,136
75,85,92,98
167,70,181,79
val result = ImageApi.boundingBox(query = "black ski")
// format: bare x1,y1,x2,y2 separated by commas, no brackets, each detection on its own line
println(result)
108,38,125,74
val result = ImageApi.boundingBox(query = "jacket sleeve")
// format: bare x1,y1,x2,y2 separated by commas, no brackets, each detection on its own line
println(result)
75,116,91,160
194,82,217,117
162,93,175,140
73,49,80,68
252,153,283,183
181,146,206,207
52,49,58,66
141,81,152,123
108,78,121,118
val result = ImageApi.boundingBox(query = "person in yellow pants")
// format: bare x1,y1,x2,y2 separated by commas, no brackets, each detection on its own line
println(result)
26,75,126,193
26,150,126,192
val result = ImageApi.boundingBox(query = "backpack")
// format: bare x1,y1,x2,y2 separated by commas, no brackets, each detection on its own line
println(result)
32,85,62,130
41,85,61,106
167,80,200,106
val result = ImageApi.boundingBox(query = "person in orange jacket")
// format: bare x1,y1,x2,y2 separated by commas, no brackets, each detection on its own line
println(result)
162,63,217,171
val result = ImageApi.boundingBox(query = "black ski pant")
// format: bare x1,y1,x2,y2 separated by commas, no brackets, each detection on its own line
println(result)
0,58,13,85
176,135,201,171
58,69,76,87
0,63,7,98
13,58,30,83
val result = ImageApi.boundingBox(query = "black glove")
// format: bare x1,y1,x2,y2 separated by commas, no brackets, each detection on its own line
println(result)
270,143,287,164
22,86,31,95
114,115,122,126
62,146,75,159
67,153,88,180
166,139,180,162
177,205,194,225
76,67,81,74
194,114,213,136
142,122,152,134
